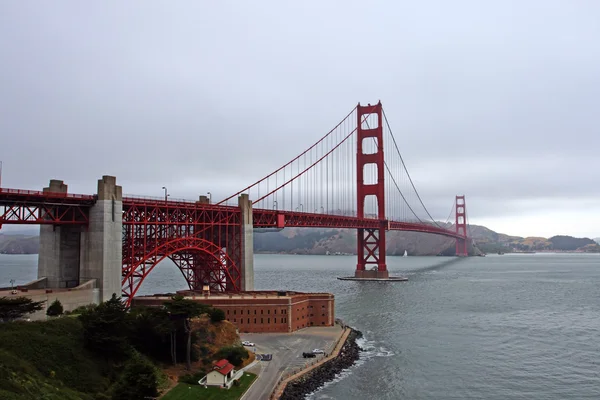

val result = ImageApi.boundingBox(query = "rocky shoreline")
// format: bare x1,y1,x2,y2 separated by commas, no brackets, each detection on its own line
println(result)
280,328,363,400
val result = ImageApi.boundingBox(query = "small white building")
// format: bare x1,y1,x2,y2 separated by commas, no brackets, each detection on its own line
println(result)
202,359,236,388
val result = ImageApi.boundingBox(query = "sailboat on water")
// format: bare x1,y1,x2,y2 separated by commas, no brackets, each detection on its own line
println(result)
403,250,408,257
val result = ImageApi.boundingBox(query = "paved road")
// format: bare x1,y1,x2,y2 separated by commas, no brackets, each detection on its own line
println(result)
240,325,343,400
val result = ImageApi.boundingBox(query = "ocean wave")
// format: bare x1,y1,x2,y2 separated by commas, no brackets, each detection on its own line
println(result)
306,334,395,399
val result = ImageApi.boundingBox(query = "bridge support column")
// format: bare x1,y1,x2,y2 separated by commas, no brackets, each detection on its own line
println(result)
355,102,388,279
455,195,468,257
38,180,82,288
239,194,254,291
355,224,388,279
80,176,123,301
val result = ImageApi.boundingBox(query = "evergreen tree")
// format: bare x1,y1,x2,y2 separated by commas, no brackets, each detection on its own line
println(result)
46,299,64,317
129,306,174,362
164,295,209,370
78,293,131,360
0,296,45,322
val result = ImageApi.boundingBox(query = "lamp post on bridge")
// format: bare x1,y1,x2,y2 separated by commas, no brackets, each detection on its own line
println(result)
207,192,212,204
273,200,278,210
162,186,168,203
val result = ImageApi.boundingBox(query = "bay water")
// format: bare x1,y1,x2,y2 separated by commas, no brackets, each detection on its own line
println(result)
2,253,599,399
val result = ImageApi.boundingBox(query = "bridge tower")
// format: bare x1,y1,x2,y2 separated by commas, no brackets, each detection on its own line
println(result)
38,176,122,302
355,102,388,279
455,195,468,256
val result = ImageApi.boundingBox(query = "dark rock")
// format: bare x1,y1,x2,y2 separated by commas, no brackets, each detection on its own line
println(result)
280,328,363,400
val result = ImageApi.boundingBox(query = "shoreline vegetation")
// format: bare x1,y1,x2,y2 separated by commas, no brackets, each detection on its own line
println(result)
0,295,255,400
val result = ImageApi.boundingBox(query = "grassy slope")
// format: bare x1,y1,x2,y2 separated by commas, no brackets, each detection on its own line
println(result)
0,318,108,400
162,372,257,400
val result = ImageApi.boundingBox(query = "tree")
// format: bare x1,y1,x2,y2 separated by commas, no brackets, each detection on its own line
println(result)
78,293,131,360
215,345,248,367
111,355,159,400
164,295,209,370
46,299,64,317
0,296,45,322
129,306,174,362
209,307,226,323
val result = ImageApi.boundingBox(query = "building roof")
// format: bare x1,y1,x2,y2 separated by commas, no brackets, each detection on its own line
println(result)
216,363,234,376
213,359,229,369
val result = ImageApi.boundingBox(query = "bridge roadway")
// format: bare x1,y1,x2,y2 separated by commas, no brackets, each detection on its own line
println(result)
0,189,463,240
121,196,464,239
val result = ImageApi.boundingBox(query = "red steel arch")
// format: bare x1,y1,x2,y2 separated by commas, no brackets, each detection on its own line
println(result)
121,236,240,305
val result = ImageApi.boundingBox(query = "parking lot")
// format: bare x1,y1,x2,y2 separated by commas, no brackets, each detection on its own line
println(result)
240,324,344,400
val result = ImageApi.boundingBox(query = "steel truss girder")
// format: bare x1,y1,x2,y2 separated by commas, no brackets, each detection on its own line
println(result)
0,203,90,225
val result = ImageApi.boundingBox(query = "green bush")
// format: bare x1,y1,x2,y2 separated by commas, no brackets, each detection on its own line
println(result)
46,299,64,317
179,370,206,385
215,345,248,367
111,355,159,400
68,304,97,315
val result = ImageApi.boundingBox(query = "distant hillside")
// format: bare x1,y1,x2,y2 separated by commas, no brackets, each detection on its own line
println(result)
254,225,600,255
0,226,598,256
0,234,39,254
549,235,595,251
254,227,460,256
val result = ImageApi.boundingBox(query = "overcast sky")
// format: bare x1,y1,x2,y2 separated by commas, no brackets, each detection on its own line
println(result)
1,1,599,238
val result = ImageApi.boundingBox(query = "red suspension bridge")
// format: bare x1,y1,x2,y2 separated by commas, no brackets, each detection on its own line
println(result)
0,102,470,305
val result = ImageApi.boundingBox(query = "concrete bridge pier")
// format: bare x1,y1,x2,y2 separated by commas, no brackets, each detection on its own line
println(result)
238,193,254,291
80,176,122,302
37,176,122,302
38,180,82,288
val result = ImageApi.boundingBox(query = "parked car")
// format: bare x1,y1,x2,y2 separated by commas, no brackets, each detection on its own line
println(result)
312,349,324,354
242,340,255,347
302,352,316,358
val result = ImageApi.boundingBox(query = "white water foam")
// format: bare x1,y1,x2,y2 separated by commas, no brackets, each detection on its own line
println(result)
305,334,395,399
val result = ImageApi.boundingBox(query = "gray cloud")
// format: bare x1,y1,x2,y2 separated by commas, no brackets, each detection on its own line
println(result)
1,1,599,237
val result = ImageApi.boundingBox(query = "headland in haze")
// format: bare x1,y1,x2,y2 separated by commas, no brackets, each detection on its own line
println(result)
2,224,599,256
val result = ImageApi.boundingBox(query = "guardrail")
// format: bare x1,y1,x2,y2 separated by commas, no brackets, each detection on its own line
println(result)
0,188,95,200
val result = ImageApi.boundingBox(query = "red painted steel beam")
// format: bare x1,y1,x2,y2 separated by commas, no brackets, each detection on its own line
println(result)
254,208,467,240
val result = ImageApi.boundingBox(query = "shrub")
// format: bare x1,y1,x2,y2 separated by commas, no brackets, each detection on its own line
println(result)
215,345,248,367
209,308,226,323
179,370,206,385
46,299,64,317
111,356,158,400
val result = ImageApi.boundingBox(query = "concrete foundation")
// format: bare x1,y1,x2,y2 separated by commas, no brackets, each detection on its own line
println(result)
239,194,254,291
337,276,408,282
38,176,122,303
354,269,390,279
